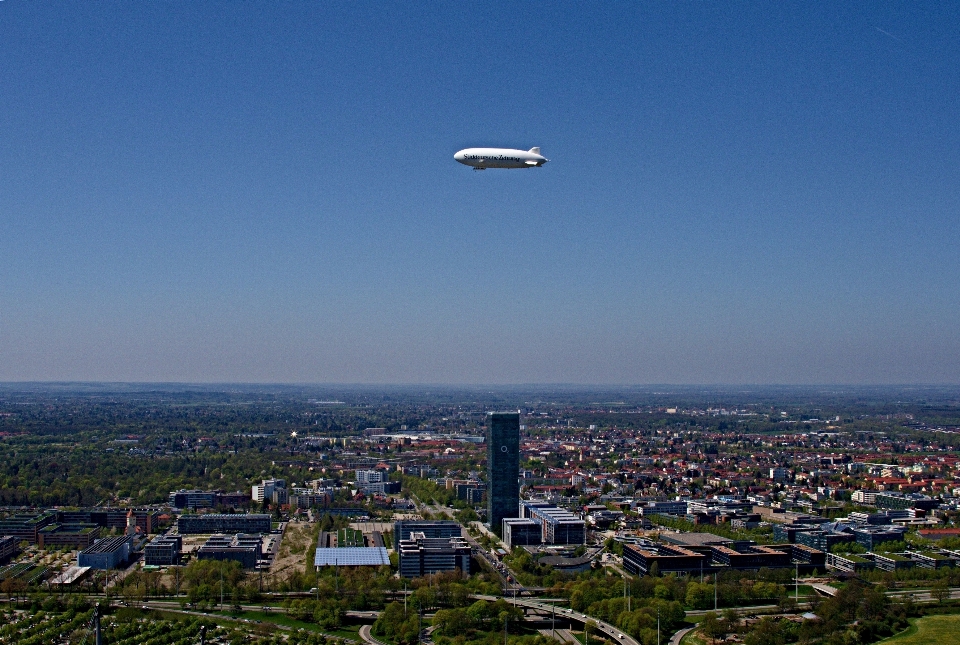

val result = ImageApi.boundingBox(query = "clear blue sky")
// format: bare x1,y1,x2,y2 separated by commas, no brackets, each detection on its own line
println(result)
2,2,958,384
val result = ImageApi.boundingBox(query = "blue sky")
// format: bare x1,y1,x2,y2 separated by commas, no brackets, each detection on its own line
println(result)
1,2,958,384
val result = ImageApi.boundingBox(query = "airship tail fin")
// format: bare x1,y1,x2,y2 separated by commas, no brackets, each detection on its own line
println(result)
528,147,541,155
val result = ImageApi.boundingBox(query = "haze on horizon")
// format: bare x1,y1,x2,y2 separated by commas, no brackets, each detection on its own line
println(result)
1,3,959,385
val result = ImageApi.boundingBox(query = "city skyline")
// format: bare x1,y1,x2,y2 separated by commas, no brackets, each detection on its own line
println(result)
2,4,959,384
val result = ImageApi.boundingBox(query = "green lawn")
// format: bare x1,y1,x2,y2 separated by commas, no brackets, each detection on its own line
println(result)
878,614,960,644
679,630,708,645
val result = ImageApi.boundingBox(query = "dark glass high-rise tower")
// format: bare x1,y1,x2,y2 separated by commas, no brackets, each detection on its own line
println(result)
487,412,520,536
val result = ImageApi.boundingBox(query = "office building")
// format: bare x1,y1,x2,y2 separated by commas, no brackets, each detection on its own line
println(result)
852,525,907,551
314,547,390,570
640,500,689,516
57,509,160,535
502,518,542,548
768,543,826,570
37,523,101,550
0,511,57,544
709,544,791,570
623,543,708,576
875,493,939,511
456,483,486,504
795,529,855,552
359,480,402,495
169,490,218,509
773,523,818,543
0,536,18,564
487,412,520,537
397,533,471,578
78,535,133,570
520,501,586,545
197,534,262,569
393,520,462,544
177,513,272,535
144,535,182,566
826,552,875,573
216,491,252,509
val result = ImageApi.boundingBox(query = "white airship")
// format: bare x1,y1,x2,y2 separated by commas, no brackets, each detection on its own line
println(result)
454,147,549,170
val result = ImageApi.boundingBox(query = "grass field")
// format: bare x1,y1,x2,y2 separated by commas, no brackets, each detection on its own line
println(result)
877,614,960,644
679,630,708,645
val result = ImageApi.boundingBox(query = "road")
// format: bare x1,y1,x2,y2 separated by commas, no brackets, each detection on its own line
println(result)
669,627,694,645
809,583,838,597
359,625,390,645
411,494,526,596
501,596,641,645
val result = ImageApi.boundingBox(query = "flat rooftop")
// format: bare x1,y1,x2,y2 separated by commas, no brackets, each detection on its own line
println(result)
314,547,390,567
659,532,733,548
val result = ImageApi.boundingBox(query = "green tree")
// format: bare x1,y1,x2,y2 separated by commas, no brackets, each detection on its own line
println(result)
699,612,724,645
931,578,950,605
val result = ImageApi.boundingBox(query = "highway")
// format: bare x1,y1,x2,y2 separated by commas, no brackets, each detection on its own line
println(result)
466,595,641,645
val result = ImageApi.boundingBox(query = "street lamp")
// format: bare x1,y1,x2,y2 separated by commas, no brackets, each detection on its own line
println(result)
795,562,800,602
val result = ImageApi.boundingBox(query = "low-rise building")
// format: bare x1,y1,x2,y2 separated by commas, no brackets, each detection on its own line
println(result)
875,493,939,511
0,511,57,544
177,513,272,535
197,534,262,569
623,542,709,576
144,535,182,566
57,509,161,535
37,523,101,550
640,500,689,516
794,529,854,552
78,535,133,570
852,525,907,551
826,552,875,573
710,544,791,570
871,553,915,572
169,490,218,509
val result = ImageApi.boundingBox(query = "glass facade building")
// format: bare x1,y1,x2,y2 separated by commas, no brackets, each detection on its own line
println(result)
487,412,520,536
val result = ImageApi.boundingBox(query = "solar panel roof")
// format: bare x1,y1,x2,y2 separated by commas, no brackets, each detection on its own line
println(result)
314,547,390,567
